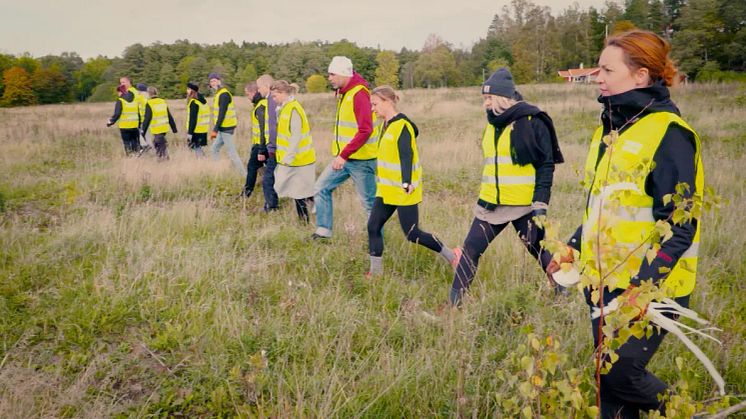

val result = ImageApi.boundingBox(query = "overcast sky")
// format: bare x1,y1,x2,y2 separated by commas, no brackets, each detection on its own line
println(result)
1,0,605,59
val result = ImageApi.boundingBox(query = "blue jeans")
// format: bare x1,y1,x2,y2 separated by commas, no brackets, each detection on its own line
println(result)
313,159,376,237
211,131,246,176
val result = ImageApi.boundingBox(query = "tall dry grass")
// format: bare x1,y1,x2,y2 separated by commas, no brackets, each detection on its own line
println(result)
0,83,744,417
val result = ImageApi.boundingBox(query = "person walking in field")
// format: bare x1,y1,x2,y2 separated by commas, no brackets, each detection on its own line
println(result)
448,67,564,306
241,80,278,209
245,74,280,212
208,72,246,176
366,86,458,277
107,84,142,156
545,30,705,419
185,82,209,157
141,86,177,161
312,56,380,239
135,83,153,151
270,80,316,223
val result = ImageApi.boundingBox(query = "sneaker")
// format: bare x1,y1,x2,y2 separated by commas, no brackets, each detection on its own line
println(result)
450,247,463,270
310,233,330,241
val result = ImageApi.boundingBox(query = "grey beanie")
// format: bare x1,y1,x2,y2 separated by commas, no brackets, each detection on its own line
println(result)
208,72,221,81
482,67,516,98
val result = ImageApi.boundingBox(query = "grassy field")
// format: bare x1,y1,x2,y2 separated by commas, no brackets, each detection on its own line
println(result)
0,83,744,417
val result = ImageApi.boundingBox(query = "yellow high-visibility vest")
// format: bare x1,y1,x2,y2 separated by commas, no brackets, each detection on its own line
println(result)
276,99,315,167
187,98,210,134
332,84,380,159
147,98,169,134
580,112,703,297
128,87,146,121
251,98,268,145
376,118,422,206
479,120,536,206
212,87,237,129
117,97,140,129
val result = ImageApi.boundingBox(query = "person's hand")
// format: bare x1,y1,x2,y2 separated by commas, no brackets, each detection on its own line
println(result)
402,183,415,194
106,119,114,127
531,208,547,221
268,151,276,160
210,131,217,140
331,155,346,170
546,245,574,276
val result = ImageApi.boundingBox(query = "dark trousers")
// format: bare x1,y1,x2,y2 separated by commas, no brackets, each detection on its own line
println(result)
120,128,141,155
367,197,444,257
451,212,551,297
588,288,690,419
295,198,312,223
153,134,168,160
243,145,278,210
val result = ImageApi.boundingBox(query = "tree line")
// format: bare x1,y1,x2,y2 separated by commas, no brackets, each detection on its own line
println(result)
1,0,744,107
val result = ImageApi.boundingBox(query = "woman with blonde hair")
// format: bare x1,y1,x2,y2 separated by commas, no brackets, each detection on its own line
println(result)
366,85,457,277
546,30,704,418
270,80,316,222
448,67,564,305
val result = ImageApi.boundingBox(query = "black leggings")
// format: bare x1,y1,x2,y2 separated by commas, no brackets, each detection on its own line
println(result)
119,128,141,155
367,197,443,257
451,212,551,294
295,197,312,223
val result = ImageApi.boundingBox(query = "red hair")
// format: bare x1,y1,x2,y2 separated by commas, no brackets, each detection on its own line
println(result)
605,30,678,86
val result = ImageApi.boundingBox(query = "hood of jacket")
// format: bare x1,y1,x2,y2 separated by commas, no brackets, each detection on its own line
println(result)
338,72,370,95
388,112,419,138
598,81,680,132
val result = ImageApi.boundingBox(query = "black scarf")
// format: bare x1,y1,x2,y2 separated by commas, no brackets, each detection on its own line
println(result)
486,101,564,166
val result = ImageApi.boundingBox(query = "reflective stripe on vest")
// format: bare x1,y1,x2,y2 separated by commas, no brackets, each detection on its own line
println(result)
251,98,268,145
580,112,704,297
276,99,315,167
118,97,140,129
212,87,237,128
147,98,169,134
375,118,423,206
332,84,380,159
187,98,210,134
129,87,146,120
478,121,536,205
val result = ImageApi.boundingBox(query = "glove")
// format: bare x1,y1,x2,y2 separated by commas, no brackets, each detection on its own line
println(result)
532,208,547,218
210,131,217,140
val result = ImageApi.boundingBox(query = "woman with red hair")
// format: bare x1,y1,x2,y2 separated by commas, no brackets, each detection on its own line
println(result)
547,30,704,418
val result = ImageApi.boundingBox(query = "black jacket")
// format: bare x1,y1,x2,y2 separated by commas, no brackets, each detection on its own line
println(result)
568,82,698,285
187,93,207,135
482,102,564,206
382,113,419,184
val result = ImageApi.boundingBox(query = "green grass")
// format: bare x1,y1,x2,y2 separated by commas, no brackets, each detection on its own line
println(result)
0,84,744,417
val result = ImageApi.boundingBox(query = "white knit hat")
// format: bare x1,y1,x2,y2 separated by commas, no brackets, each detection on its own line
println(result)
328,56,353,77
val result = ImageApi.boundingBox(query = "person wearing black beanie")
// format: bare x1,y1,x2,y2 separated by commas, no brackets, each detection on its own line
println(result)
448,67,565,306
